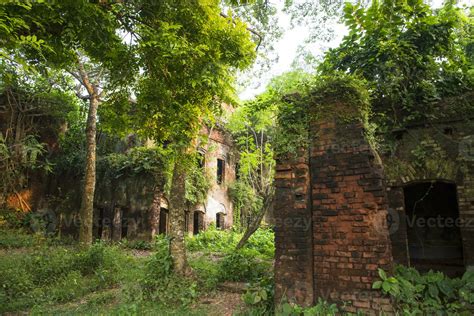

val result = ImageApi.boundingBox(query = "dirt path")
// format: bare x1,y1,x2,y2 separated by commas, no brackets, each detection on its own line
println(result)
198,282,247,316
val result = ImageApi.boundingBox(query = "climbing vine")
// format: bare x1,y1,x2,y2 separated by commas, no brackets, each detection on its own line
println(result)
96,146,211,206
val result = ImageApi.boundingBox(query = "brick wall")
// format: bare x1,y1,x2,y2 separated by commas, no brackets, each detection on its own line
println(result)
274,109,394,313
274,151,314,306
309,118,393,313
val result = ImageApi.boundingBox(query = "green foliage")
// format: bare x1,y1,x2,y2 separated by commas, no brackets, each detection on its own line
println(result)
0,64,79,204
241,290,341,316
186,225,275,259
0,241,128,313
123,234,199,308
240,70,313,158
319,0,474,128
96,147,211,205
119,239,153,251
373,265,474,314
249,71,371,158
275,298,340,316
131,0,256,147
98,146,171,181
0,226,277,313
0,226,39,248
308,72,371,124
187,227,274,289
228,180,262,229
186,225,242,253
188,255,221,291
184,154,213,206
241,275,275,315
219,248,271,282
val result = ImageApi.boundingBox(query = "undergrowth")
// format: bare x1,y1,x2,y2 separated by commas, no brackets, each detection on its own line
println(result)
0,227,275,314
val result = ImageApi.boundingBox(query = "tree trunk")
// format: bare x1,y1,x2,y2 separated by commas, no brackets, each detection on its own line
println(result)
149,187,162,240
79,93,99,245
236,199,270,249
168,162,190,275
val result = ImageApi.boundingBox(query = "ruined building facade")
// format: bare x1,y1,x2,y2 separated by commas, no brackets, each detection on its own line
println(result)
274,93,474,313
51,125,237,241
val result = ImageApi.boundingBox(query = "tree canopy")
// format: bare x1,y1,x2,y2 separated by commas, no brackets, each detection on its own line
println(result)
319,0,474,128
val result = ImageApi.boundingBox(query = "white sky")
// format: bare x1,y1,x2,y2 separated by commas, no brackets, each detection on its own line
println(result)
238,3,347,100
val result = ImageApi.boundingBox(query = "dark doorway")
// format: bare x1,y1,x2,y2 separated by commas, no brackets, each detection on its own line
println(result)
217,159,225,184
120,208,129,239
159,208,168,235
216,213,224,229
96,207,104,240
193,211,203,235
403,181,464,276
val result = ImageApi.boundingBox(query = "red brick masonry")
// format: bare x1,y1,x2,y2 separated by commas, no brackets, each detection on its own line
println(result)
274,117,394,314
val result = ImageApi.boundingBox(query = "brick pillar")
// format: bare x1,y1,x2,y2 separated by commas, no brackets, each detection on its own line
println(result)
274,151,314,306
310,117,393,313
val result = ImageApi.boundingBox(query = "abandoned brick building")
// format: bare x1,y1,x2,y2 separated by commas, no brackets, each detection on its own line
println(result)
32,123,237,241
91,125,237,241
274,90,474,313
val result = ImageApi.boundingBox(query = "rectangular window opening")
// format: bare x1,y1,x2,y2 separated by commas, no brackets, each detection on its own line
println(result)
217,158,225,185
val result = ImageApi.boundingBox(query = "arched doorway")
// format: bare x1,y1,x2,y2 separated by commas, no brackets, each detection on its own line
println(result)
403,181,464,276
216,212,224,229
159,208,169,235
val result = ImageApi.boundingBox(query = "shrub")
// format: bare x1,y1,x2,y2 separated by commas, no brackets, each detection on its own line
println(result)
0,226,40,248
186,226,275,260
241,276,275,315
275,298,339,316
189,256,221,291
120,238,153,250
121,234,198,308
219,249,271,282
373,265,474,314
186,225,240,253
245,227,275,259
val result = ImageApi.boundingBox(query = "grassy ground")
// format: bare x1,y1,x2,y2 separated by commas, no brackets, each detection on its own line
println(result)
0,226,274,315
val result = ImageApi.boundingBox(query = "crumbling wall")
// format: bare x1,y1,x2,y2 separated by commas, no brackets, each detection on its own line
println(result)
274,89,394,313
382,120,474,270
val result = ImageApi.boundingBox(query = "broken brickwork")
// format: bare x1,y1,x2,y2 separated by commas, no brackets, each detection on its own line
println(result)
274,101,394,313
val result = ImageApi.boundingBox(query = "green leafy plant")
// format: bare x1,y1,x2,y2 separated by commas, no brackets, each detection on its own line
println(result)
242,276,275,315
373,265,474,314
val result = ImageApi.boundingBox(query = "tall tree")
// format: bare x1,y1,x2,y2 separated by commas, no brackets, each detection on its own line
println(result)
1,0,136,244
228,100,275,248
129,0,256,274
229,70,312,247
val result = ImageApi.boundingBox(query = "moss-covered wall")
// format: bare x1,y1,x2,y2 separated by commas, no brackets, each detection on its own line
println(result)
381,119,474,269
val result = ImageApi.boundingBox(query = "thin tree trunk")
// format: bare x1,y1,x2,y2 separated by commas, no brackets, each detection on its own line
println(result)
77,61,99,246
79,94,98,245
236,201,269,249
168,162,191,275
150,187,162,240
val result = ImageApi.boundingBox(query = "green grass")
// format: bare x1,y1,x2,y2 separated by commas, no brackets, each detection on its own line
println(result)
0,226,275,315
